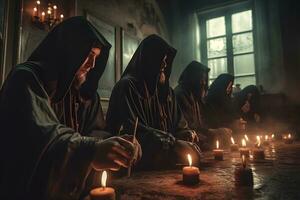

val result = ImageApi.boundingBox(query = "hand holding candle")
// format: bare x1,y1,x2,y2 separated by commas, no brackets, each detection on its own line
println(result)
213,140,224,160
90,171,116,200
182,154,200,185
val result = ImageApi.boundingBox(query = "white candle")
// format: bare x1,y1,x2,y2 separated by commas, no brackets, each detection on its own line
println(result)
53,5,57,19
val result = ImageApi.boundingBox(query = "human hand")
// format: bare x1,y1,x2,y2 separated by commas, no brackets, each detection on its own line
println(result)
92,136,135,171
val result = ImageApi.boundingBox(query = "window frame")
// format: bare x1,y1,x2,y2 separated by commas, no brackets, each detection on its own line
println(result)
198,1,257,85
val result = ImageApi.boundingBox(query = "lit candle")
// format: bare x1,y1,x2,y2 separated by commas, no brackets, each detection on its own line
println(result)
36,1,40,16
230,137,239,152
234,155,254,186
60,14,64,22
252,136,265,160
53,5,57,19
263,135,270,146
284,133,293,144
244,134,249,142
90,171,116,200
239,139,250,158
213,140,224,160
41,11,45,22
33,7,38,17
182,154,200,185
47,9,51,19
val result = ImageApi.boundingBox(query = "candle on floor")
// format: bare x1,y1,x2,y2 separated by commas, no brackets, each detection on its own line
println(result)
270,134,275,142
183,154,200,185
252,137,265,160
263,135,270,146
230,137,239,151
284,133,293,144
234,155,254,186
239,139,250,158
244,134,250,143
213,140,224,160
90,171,116,200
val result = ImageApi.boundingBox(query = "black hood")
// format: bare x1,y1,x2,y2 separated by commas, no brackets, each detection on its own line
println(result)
206,73,234,103
27,16,111,102
234,85,260,112
121,34,177,96
178,61,210,97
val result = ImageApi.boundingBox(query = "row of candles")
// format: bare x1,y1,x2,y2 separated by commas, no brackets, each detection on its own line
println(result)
32,1,64,22
89,133,295,199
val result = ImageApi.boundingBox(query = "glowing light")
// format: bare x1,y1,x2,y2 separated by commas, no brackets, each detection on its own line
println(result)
101,171,107,188
216,140,219,149
244,134,249,141
187,154,192,167
231,137,235,144
242,139,246,147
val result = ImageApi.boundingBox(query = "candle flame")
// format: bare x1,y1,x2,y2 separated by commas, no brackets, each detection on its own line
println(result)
265,135,269,140
256,135,260,142
216,140,219,149
33,7,37,12
272,134,275,138
47,10,51,14
288,134,291,139
37,1,40,5
60,14,64,19
42,11,45,16
242,139,246,147
231,137,235,144
187,154,192,167
244,134,249,141
53,5,57,9
101,171,107,188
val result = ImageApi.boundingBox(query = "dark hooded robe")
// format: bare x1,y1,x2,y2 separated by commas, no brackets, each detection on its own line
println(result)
106,35,201,169
204,73,237,128
0,16,111,200
174,61,211,145
233,85,260,123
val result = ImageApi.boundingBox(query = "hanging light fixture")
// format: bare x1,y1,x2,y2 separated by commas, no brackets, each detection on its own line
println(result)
31,1,64,31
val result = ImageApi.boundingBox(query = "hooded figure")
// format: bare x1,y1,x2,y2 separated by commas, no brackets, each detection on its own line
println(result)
233,85,261,123
174,61,211,144
0,17,138,200
205,73,237,128
106,35,201,169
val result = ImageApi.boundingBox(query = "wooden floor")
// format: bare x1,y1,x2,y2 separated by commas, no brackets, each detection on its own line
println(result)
109,141,300,200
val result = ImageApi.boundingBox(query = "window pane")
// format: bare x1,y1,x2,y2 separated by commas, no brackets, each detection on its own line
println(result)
233,32,253,54
235,76,256,88
206,17,225,38
234,54,255,76
208,58,228,79
232,10,252,33
207,37,226,58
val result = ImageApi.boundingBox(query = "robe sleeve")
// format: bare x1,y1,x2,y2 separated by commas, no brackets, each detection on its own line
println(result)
79,93,112,139
106,79,176,148
175,89,210,137
2,70,99,199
